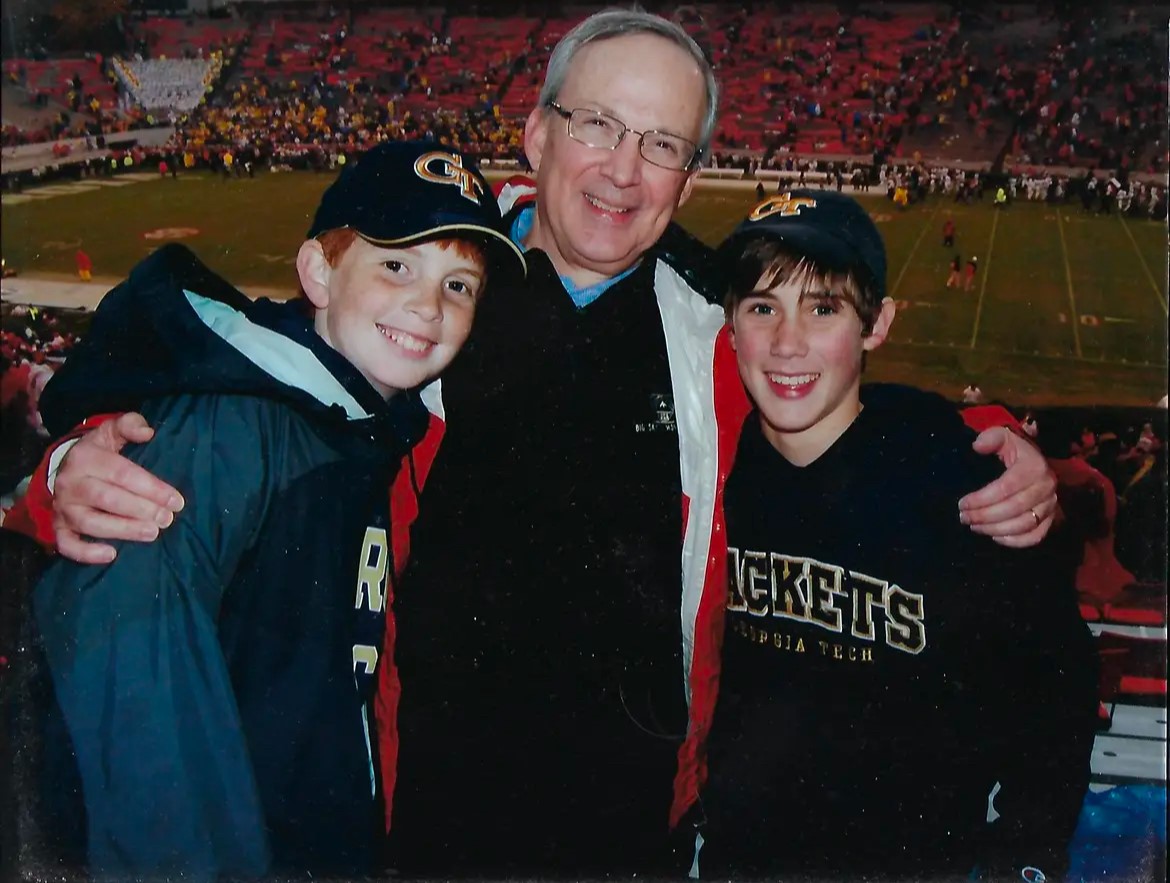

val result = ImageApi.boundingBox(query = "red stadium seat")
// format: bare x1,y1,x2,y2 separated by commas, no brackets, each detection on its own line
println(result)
1103,605,1166,627
1096,631,1168,730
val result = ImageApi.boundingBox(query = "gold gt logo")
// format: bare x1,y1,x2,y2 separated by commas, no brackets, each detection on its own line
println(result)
413,151,484,205
748,194,818,221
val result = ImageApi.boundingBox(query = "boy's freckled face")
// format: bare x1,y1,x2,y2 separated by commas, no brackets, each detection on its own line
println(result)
730,277,889,465
315,237,484,398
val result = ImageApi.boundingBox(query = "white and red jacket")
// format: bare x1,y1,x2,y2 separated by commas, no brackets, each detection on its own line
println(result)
372,177,752,834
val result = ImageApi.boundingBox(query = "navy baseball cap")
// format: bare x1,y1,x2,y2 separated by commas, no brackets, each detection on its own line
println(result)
307,141,526,278
719,190,887,299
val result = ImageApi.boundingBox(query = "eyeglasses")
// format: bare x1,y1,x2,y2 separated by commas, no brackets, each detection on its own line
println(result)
546,101,700,171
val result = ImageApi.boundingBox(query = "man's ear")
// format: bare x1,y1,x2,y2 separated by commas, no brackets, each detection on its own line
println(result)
296,239,331,310
676,168,701,209
862,298,897,351
523,105,549,174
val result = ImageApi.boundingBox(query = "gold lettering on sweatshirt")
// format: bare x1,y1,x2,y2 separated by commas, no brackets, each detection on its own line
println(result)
727,548,927,657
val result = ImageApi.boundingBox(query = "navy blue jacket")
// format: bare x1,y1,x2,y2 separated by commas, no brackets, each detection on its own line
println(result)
33,245,427,879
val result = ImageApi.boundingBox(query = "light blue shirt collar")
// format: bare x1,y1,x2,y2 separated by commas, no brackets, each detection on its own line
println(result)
510,205,640,309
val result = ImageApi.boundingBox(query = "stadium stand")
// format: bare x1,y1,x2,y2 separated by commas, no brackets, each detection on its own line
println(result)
129,14,247,60
1098,631,1168,721
2,57,119,114
0,86,80,146
2,4,1165,180
974,15,1165,174
703,7,962,155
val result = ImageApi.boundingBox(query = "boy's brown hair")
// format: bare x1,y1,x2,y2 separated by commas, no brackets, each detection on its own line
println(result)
718,191,889,335
723,238,885,334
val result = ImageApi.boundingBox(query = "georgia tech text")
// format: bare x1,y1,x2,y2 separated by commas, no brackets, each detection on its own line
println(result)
728,548,926,655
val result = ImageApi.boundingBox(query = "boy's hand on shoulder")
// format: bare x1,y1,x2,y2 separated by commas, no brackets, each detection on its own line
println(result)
54,412,185,564
959,426,1057,548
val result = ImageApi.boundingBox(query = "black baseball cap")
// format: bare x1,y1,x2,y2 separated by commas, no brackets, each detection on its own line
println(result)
307,141,526,278
719,190,887,299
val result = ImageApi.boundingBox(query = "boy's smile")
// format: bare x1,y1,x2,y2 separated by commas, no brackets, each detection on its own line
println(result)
730,276,894,467
376,323,437,357
764,372,820,395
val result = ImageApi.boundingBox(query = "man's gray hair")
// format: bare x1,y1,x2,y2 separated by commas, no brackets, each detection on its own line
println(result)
536,8,720,166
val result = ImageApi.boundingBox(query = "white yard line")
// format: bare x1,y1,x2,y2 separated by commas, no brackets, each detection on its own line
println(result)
967,208,999,349
1117,214,1168,315
889,203,940,298
1055,209,1084,358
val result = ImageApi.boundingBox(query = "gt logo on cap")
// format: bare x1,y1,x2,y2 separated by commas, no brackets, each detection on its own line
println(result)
749,194,818,221
414,151,484,205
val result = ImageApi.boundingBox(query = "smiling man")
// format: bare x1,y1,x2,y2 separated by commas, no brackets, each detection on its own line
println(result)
520,29,706,285
12,10,1061,879
384,19,729,874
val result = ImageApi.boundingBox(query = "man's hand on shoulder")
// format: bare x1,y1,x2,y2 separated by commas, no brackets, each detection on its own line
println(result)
54,412,185,564
959,426,1058,548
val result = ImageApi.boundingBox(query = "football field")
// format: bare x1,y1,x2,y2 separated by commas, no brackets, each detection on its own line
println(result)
2,171,1166,406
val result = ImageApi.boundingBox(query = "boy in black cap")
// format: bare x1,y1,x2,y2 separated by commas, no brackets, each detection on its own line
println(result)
30,142,524,880
695,191,1097,881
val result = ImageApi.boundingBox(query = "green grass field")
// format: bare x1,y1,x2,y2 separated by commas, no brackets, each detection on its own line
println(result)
3,172,1166,405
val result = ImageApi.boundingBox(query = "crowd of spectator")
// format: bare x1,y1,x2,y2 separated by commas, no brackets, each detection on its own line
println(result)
991,12,1167,174
2,5,1165,175
160,70,525,167
957,396,1166,605
0,305,80,496
3,53,164,147
0,106,165,148
700,7,969,157
1062,416,1166,590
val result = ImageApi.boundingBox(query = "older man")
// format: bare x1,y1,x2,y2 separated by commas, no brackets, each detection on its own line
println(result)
17,9,1056,878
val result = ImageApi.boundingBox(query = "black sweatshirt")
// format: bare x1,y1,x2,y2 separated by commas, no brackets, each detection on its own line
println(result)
702,392,1098,881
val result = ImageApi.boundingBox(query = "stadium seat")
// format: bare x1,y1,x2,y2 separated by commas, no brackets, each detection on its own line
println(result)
1103,605,1166,627
1096,631,1169,730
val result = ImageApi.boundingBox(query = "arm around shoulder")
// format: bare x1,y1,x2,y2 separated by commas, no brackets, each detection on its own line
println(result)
861,387,1059,545
1,412,123,549
2,411,185,562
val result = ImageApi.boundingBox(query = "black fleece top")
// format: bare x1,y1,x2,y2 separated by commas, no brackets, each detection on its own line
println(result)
702,393,1098,880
